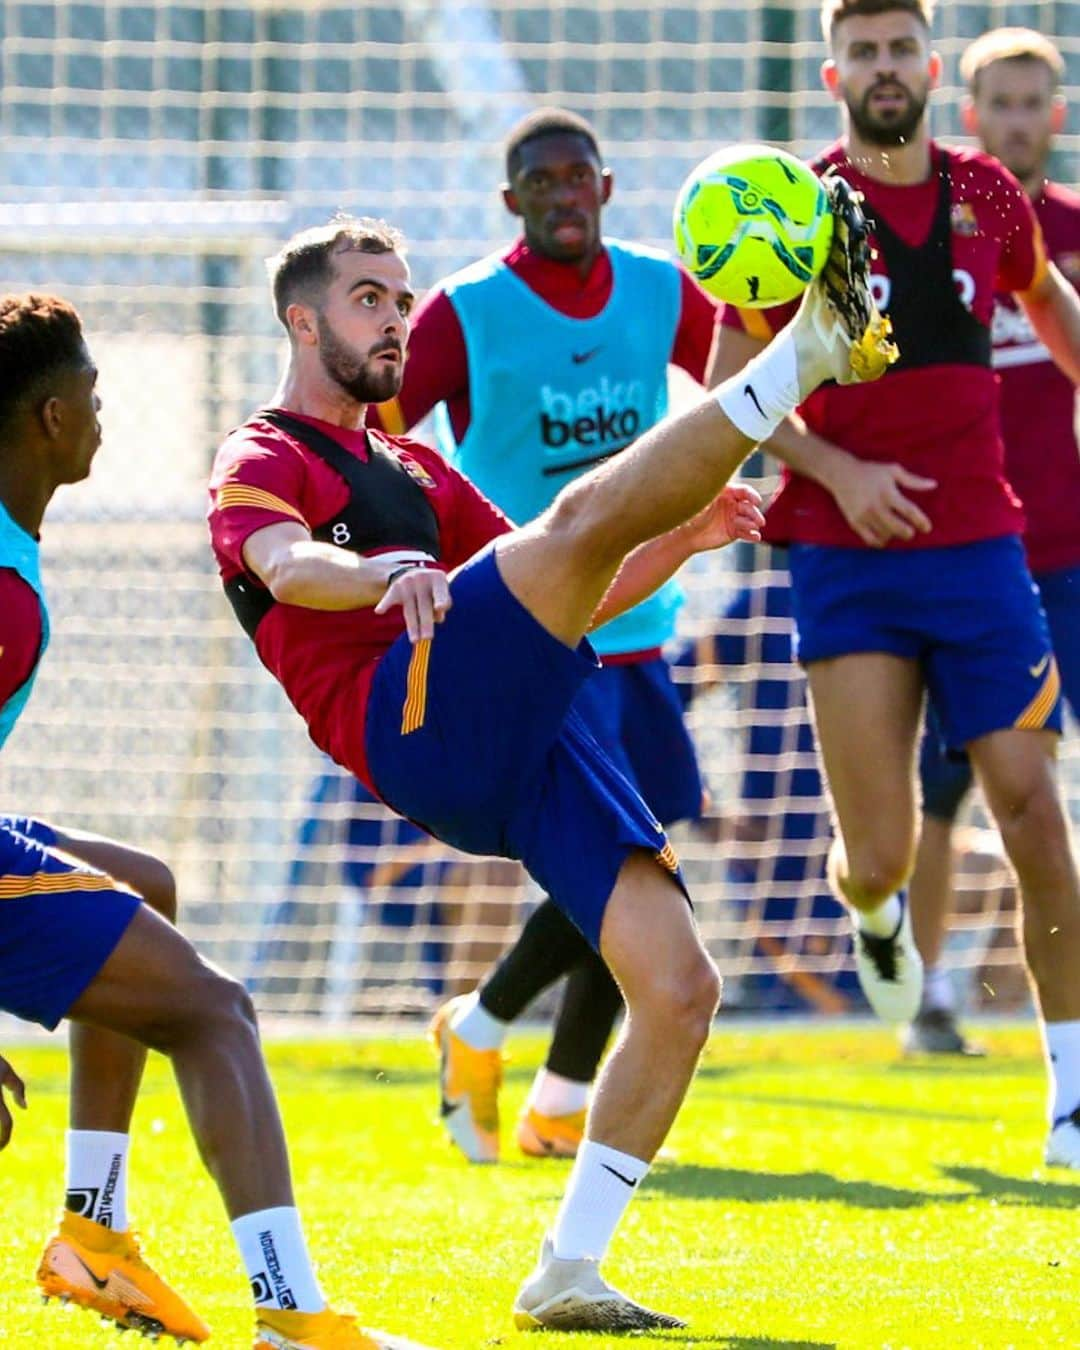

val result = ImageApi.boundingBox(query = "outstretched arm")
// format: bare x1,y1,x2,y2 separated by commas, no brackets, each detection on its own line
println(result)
590,484,764,630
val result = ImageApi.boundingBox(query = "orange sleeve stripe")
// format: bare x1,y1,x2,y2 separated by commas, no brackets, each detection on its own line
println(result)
733,306,775,343
0,870,120,900
376,398,407,436
215,484,308,527
401,637,432,735
1015,659,1061,730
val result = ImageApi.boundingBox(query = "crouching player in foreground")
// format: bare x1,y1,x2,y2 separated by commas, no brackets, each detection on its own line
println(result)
0,294,417,1350
207,186,894,1331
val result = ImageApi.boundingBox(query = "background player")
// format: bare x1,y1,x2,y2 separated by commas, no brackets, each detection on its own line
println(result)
0,292,404,1350
906,28,1080,1057
369,106,720,1164
709,0,1080,1169
207,202,887,1328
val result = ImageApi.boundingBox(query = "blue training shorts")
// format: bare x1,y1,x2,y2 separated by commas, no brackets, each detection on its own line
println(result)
364,545,686,949
788,535,1062,751
571,657,703,827
918,560,1080,820
0,816,141,1029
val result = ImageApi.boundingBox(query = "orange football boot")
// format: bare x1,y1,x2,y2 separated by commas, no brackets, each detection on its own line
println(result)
254,1306,390,1348
428,995,501,1162
37,1210,210,1342
516,1106,586,1159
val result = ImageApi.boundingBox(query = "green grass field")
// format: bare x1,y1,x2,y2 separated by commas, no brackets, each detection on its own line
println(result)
2,1025,1077,1349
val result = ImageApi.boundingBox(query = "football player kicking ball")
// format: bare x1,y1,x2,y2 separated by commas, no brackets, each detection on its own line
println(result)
711,0,1080,1169
0,295,416,1350
207,187,892,1330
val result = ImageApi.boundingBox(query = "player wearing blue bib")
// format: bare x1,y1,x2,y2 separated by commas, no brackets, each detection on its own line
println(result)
0,293,408,1350
371,109,718,1165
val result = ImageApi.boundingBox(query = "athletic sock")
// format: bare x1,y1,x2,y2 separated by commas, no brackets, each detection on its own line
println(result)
1042,1019,1080,1125
65,1130,130,1231
713,327,801,442
450,990,509,1051
550,1140,650,1261
232,1207,326,1313
528,1069,590,1118
921,962,956,1015
853,892,903,938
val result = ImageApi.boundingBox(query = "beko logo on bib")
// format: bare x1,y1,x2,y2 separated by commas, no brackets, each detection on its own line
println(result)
539,377,645,451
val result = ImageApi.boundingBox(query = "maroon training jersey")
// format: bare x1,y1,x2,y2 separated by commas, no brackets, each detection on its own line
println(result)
368,238,720,441
723,143,1047,550
207,410,512,788
993,180,1080,574
0,571,42,709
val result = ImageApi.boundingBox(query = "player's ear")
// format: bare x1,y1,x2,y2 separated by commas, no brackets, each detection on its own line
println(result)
600,167,613,206
1051,95,1067,134
502,183,521,219
286,302,318,346
38,393,63,440
960,98,978,136
822,60,841,100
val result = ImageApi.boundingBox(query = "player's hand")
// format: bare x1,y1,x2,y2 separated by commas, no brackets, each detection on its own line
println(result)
0,1054,27,1150
679,483,765,551
374,565,452,642
833,459,937,547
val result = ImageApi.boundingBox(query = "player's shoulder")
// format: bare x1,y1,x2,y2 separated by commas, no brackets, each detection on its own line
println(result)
945,143,1025,197
211,411,307,486
1039,179,1080,218
603,236,678,272
438,249,511,297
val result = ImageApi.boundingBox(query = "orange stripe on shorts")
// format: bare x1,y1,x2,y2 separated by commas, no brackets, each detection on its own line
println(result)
1015,657,1061,730
401,638,432,735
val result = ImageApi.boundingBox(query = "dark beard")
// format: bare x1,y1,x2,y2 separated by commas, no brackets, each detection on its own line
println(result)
316,313,401,403
847,84,928,147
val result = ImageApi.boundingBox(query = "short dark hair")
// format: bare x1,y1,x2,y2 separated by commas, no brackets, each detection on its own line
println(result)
267,214,405,330
0,293,86,431
961,28,1064,96
822,0,934,43
504,107,602,182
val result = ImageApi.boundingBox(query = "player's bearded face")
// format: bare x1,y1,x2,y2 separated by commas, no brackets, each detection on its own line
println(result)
316,312,403,403
844,73,929,146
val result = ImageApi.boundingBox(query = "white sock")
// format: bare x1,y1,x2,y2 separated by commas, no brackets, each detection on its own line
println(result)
528,1069,590,1118
550,1140,649,1262
922,963,956,1015
450,991,509,1051
232,1207,326,1313
65,1130,129,1231
713,328,801,443
1042,1019,1080,1125
854,892,903,938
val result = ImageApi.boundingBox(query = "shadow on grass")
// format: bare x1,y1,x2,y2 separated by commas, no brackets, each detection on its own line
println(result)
642,1164,935,1208
655,1337,835,1348
715,1090,985,1124
939,1164,1080,1208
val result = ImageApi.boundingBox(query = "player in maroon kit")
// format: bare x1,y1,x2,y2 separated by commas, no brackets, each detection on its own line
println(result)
905,29,1080,1061
368,108,722,1166
709,0,1080,1169
208,200,893,1328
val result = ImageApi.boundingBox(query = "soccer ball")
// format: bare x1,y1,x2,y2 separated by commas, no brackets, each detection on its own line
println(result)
673,145,834,308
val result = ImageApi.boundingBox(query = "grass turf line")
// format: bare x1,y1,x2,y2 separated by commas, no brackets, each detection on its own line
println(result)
1,1026,1076,1348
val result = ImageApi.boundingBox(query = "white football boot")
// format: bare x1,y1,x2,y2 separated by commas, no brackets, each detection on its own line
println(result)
1045,1107,1080,1169
512,1235,685,1332
853,896,924,1024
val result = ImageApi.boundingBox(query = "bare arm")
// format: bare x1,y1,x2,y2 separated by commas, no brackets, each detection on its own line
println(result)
242,520,451,642
590,484,764,630
706,323,935,548
1018,262,1080,386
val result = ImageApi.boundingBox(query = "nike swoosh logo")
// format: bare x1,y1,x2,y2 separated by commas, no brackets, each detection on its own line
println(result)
70,1252,110,1291
601,1162,638,1187
572,346,602,364
743,384,766,418
1029,653,1051,679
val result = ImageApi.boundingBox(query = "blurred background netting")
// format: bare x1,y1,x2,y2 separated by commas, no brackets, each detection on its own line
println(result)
0,0,1075,1022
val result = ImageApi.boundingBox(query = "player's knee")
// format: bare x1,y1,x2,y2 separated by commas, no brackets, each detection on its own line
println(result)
636,952,720,1049
135,856,178,924
547,475,620,562
845,842,912,903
